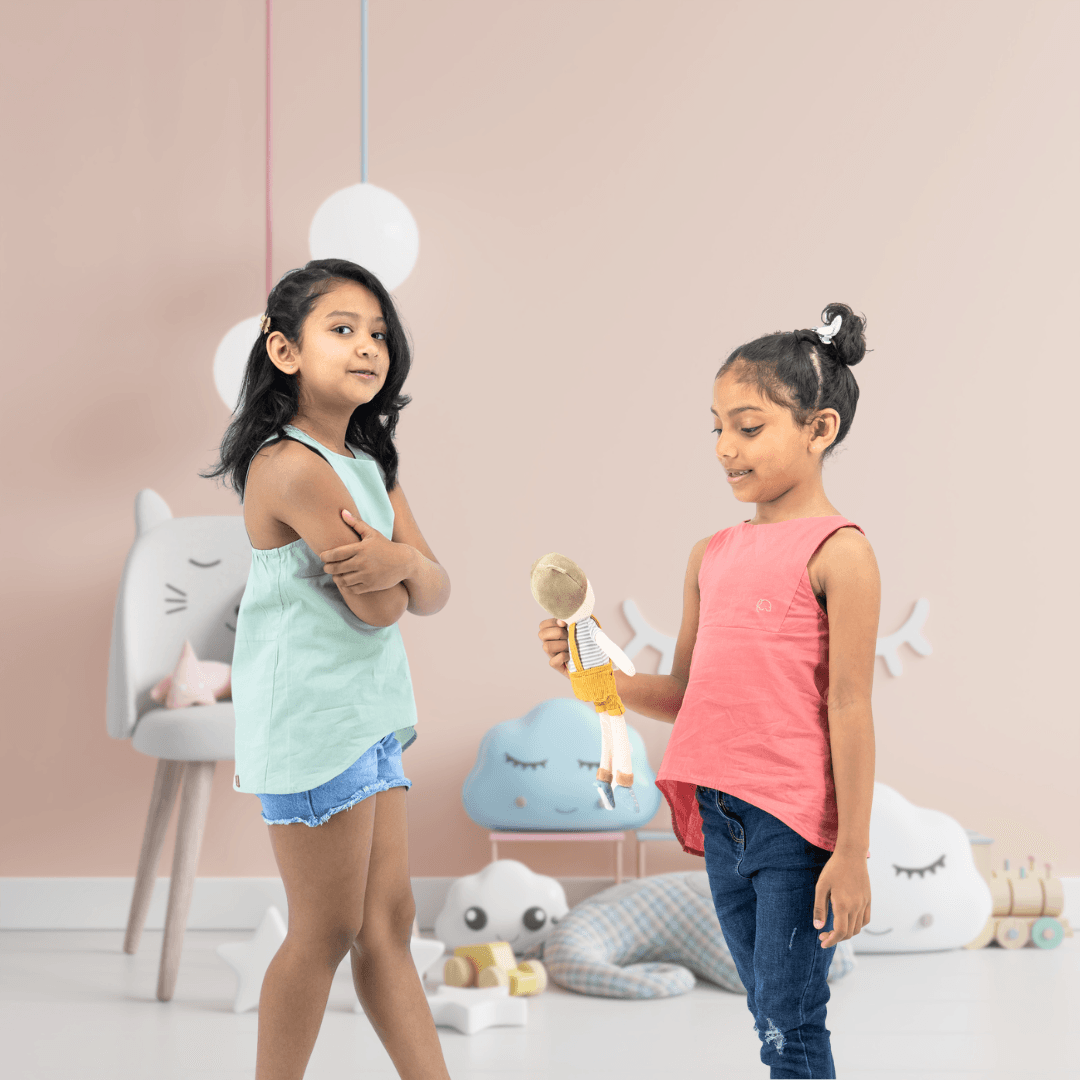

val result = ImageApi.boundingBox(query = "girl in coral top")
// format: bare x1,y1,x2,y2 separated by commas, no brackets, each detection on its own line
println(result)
539,303,878,1079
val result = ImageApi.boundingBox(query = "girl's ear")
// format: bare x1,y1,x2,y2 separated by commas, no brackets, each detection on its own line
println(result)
266,330,299,375
811,409,840,450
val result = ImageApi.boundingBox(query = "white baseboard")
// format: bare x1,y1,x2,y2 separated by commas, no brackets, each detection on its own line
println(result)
4,875,1078,933
0,878,290,932
0,876,620,931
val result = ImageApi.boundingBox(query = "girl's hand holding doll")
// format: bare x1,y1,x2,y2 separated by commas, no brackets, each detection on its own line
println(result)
320,508,416,595
537,617,570,676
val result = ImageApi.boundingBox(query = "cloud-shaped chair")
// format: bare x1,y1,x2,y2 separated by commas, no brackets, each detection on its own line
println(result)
852,782,993,952
462,698,660,830
106,489,250,1000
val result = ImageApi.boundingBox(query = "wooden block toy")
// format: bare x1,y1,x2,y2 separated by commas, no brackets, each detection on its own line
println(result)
964,855,1073,950
442,941,548,995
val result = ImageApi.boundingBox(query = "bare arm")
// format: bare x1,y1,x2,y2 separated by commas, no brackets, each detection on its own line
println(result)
821,527,879,857
537,536,710,723
318,482,450,617
262,442,408,627
387,482,451,616
812,526,879,948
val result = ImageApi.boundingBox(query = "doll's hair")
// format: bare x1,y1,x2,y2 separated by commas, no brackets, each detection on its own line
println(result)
201,258,412,499
531,553,588,620
716,302,867,462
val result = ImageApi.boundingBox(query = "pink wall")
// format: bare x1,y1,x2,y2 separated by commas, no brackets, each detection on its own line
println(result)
2,0,1077,880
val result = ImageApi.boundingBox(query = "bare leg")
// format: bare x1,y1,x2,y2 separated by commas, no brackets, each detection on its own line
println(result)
611,715,633,787
256,799,376,1080
350,787,451,1079
595,711,616,809
596,710,613,782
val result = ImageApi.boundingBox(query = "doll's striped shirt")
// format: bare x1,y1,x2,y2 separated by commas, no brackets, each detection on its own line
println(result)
567,617,607,672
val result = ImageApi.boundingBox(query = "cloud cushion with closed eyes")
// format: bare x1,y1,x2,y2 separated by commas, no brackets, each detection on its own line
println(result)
461,698,661,830
852,782,992,952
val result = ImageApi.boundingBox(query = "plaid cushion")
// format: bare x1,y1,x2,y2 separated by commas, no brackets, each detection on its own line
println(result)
524,871,855,999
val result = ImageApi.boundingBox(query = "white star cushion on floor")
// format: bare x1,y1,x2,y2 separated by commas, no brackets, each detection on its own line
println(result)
215,906,287,1013
425,984,528,1035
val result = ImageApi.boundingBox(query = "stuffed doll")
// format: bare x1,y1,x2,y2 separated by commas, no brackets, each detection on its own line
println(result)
530,553,637,809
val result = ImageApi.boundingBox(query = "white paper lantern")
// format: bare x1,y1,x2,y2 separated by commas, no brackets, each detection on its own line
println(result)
213,314,263,412
308,182,419,290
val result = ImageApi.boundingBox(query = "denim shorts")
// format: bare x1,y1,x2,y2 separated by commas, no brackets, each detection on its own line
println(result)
257,732,411,827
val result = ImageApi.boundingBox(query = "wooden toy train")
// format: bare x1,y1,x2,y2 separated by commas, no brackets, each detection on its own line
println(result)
965,855,1073,950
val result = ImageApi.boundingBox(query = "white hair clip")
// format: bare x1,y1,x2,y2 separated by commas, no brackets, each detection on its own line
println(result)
813,315,842,345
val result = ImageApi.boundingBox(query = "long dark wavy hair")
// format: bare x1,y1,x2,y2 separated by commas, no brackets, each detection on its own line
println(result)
202,259,412,499
716,302,868,462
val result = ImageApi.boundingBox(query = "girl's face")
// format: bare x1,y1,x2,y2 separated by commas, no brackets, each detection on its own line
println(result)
269,280,389,411
711,367,838,505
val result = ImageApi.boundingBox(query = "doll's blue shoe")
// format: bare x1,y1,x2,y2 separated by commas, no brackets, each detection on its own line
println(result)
617,785,640,813
594,779,615,810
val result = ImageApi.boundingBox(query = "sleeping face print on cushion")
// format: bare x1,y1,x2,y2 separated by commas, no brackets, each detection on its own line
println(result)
852,782,992,953
461,698,661,830
107,489,251,739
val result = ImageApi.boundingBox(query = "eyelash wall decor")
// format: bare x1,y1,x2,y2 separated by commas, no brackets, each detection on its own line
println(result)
874,598,932,677
621,595,932,678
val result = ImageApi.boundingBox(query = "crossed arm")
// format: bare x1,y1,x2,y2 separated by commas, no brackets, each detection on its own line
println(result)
263,443,450,627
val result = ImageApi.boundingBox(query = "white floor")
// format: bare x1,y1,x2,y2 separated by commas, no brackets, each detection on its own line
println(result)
1,930,1077,1080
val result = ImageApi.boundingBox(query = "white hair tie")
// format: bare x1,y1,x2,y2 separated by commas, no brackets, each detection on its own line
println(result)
813,315,842,345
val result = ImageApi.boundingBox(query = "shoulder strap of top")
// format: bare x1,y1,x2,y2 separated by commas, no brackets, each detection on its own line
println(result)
244,430,331,494
263,433,330,465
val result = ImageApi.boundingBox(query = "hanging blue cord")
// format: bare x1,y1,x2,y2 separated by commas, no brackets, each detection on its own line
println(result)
361,0,368,183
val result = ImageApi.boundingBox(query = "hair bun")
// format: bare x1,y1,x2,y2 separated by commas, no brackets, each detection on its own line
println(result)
819,303,867,367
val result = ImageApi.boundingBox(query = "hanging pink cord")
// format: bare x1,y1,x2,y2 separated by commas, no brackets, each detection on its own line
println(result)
265,0,273,299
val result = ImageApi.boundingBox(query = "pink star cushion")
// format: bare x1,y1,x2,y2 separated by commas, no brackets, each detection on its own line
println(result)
150,640,232,709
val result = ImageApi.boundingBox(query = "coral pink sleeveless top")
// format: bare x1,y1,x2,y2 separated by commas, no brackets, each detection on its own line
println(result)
656,515,864,855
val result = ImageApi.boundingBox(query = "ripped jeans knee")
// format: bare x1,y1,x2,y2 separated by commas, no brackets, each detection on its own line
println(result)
753,1016,787,1056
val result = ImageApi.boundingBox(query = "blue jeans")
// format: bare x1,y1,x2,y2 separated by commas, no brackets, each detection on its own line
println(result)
697,786,837,1079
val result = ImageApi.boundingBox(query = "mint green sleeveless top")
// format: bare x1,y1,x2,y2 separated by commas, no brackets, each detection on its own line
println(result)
231,424,417,795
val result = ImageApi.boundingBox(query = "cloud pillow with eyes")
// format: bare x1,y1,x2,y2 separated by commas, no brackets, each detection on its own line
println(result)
461,698,661,830
434,859,570,955
852,782,992,953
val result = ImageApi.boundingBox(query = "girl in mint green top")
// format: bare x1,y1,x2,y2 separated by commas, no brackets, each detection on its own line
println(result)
202,259,451,1079
230,422,418,795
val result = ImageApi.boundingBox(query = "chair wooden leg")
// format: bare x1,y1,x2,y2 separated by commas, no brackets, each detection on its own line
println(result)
157,760,215,1002
124,759,183,955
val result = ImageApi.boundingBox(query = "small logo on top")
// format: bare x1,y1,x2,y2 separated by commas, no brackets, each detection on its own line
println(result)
756,599,772,612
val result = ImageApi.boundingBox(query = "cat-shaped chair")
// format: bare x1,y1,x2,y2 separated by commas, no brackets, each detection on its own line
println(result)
106,489,250,1001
